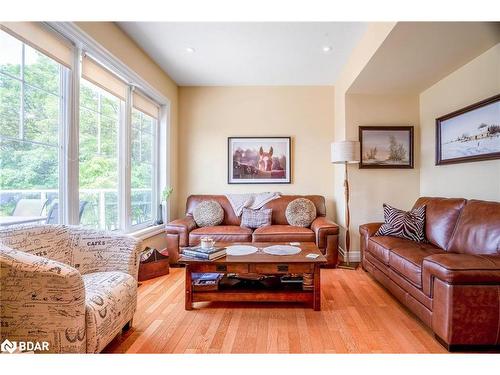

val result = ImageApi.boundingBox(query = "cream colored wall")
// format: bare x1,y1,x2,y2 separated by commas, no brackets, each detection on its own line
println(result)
420,43,500,201
75,22,180,219
333,23,396,237
346,94,420,252
177,86,335,218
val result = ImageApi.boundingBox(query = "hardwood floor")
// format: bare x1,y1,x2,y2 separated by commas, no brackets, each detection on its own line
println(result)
104,267,447,353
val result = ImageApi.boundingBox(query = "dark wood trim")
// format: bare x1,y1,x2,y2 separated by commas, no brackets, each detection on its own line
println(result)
435,93,500,166
227,136,292,184
358,126,414,169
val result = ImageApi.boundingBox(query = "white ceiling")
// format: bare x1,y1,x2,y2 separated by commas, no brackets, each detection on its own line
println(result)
117,22,367,86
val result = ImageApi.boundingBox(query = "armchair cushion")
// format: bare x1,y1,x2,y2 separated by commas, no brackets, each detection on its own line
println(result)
423,254,500,296
83,271,137,353
310,217,339,249
166,216,197,247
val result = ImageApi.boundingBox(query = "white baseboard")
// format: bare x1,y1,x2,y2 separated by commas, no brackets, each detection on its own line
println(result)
338,247,361,262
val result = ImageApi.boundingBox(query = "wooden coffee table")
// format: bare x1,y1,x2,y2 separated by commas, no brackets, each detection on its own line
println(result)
179,242,327,311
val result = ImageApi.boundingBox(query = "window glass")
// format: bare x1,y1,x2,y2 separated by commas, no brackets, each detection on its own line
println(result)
79,80,120,230
131,108,155,226
0,30,62,223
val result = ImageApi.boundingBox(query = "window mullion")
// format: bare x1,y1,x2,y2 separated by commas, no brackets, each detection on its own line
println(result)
119,87,132,232
19,44,25,140
65,47,81,225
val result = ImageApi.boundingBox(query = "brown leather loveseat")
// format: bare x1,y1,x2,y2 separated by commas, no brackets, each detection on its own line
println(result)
166,195,339,267
360,197,500,350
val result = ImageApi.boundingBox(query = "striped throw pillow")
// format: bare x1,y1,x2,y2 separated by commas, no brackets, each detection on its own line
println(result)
241,208,272,229
375,204,426,242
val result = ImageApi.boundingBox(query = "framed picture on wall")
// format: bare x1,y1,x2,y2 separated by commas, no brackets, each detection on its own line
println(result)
359,126,414,169
228,137,291,184
436,94,500,165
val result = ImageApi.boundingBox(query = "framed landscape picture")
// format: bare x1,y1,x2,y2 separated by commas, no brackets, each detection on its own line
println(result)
436,94,500,165
359,126,414,169
228,137,291,184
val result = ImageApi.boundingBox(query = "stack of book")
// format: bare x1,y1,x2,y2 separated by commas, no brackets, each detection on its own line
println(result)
192,273,224,291
181,246,226,260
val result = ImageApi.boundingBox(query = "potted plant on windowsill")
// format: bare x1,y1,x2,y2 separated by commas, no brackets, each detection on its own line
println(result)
156,187,173,225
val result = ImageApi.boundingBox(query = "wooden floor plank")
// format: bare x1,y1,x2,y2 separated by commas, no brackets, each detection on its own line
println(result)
103,267,447,354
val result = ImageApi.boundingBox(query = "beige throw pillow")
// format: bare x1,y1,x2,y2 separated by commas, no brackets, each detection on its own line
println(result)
285,198,317,227
193,200,224,227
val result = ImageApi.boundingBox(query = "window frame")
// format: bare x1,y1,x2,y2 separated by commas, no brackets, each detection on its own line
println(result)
1,23,171,233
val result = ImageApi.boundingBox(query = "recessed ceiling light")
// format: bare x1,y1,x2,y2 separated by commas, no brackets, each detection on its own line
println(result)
185,47,195,53
322,45,333,53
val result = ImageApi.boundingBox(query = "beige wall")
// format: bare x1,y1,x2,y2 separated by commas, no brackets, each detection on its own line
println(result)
75,22,180,219
420,43,500,201
346,94,420,253
333,23,396,238
177,86,335,218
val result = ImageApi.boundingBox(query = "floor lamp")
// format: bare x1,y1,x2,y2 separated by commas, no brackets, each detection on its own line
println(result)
331,141,360,270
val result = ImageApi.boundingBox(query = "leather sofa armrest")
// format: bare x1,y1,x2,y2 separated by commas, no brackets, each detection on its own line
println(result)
310,217,339,267
359,222,383,238
166,216,197,247
310,217,339,247
359,223,383,267
422,253,500,296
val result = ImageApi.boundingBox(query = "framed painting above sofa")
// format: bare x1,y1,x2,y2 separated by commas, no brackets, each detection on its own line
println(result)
359,126,414,169
228,137,291,184
436,94,500,165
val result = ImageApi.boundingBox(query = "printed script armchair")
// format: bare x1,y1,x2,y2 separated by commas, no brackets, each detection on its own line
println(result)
0,225,141,353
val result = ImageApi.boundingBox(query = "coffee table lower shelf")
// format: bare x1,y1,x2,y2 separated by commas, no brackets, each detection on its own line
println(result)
191,289,314,304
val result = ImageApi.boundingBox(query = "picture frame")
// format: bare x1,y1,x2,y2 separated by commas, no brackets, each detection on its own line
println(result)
228,137,291,184
436,94,500,165
359,126,414,169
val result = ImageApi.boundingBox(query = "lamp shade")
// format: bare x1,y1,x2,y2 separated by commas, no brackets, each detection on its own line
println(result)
330,141,360,164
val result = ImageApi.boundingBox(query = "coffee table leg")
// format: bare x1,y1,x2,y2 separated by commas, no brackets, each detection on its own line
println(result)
185,265,193,310
313,264,321,311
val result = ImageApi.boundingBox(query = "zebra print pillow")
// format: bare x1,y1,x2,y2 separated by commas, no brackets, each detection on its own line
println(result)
375,204,426,242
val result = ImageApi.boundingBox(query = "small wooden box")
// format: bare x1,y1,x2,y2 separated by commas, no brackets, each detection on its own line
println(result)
138,247,169,281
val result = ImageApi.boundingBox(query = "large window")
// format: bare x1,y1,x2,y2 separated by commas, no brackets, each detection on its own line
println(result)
0,30,65,223
0,23,166,233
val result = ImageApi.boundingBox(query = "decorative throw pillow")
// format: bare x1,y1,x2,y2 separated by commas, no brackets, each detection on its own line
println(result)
375,204,426,242
240,208,272,229
285,198,317,227
193,200,224,227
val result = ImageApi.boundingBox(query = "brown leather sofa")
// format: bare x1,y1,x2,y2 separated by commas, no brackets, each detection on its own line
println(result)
360,197,500,350
166,195,339,267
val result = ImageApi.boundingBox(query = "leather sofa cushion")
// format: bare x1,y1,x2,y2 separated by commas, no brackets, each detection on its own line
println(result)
389,244,444,288
366,236,422,265
189,226,252,245
447,200,500,255
412,197,466,250
252,225,315,242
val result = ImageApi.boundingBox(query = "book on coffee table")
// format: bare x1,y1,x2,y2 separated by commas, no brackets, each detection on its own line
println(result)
181,246,226,260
